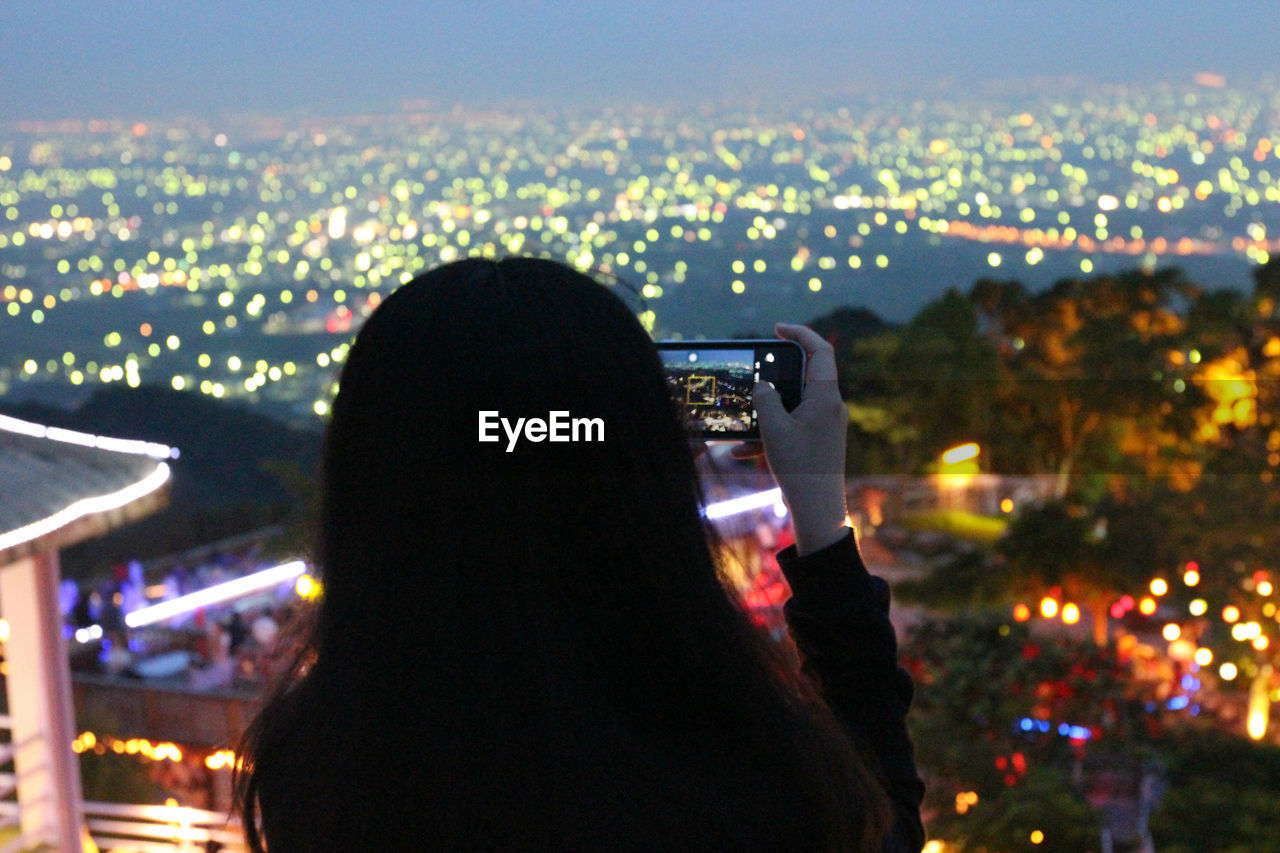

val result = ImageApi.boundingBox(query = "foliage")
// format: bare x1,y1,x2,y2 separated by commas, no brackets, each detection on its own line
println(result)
904,613,1151,852
1150,729,1280,853
970,268,1208,495
897,510,1008,545
75,708,167,804
894,550,1010,609
833,289,1003,475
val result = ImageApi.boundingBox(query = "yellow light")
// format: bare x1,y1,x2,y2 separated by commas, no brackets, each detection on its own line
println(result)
1163,623,1181,641
1031,830,1044,844
0,619,7,643
1040,597,1059,619
1254,635,1270,651
1224,605,1241,623
1062,603,1080,625
1150,578,1168,596
1000,498,1014,513
1184,569,1200,586
1189,599,1208,616
1260,581,1274,597
942,442,980,464
1220,662,1238,680
1139,597,1158,616
1248,664,1272,740
1195,648,1213,666
1232,623,1250,641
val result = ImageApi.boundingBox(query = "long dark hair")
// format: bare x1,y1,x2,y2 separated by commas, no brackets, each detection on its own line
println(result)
235,257,890,850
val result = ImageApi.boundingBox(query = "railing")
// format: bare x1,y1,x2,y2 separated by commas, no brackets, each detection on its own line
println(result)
0,711,246,852
83,801,246,853
0,713,18,849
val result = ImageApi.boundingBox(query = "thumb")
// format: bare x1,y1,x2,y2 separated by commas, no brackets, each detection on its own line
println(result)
752,381,787,425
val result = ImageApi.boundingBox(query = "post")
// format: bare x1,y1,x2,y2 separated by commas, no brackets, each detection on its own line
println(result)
0,550,86,851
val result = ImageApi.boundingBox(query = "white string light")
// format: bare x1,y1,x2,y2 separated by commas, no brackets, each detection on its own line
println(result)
0,414,177,460
124,561,307,628
703,487,786,520
0,463,171,554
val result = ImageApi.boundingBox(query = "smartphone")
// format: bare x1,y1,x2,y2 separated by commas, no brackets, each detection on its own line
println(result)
655,340,805,439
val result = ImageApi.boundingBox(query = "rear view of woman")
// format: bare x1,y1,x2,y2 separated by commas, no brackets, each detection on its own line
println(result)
235,257,925,851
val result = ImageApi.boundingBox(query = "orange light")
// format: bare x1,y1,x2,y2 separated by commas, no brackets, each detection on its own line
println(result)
1139,597,1158,616
1013,603,1031,622
1224,605,1241,623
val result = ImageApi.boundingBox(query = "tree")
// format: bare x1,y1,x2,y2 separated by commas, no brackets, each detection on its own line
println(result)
903,613,1149,852
824,290,1002,475
970,268,1207,497
992,496,1180,646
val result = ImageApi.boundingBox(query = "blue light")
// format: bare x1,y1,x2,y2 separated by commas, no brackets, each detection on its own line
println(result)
1168,696,1190,710
1058,723,1071,736
1068,726,1091,740
1020,718,1035,731
1037,720,1051,733
1181,674,1201,691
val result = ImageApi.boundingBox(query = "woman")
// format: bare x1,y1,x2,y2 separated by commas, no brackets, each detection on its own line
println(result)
235,257,925,851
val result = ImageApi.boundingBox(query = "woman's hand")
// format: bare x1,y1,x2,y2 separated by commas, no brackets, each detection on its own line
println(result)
753,323,850,556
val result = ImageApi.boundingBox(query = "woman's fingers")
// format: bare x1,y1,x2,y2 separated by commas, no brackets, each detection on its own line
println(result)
774,322,836,384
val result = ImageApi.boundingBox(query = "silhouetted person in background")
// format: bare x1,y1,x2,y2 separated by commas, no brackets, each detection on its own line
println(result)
235,257,925,851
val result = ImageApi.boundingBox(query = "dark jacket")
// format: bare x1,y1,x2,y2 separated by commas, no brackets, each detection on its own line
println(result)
779,530,927,852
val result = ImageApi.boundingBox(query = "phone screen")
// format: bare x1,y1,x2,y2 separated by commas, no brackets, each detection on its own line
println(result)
656,340,805,439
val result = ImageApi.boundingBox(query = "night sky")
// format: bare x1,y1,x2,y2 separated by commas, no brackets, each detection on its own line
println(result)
3,1,1278,120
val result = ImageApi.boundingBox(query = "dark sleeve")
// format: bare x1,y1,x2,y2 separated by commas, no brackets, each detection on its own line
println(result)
778,530,926,853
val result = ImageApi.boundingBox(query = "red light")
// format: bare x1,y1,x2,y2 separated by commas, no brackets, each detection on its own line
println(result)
1110,603,1125,619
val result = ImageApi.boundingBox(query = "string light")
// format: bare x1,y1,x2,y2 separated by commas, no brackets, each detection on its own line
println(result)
703,488,785,520
125,560,307,628
72,731,183,763
0,463,170,553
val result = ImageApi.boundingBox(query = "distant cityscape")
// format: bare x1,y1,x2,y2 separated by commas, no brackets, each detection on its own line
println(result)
1,80,1277,424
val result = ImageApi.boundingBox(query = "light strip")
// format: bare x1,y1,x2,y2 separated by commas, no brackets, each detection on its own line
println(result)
703,487,786,520
125,560,307,628
0,463,171,554
0,414,177,460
